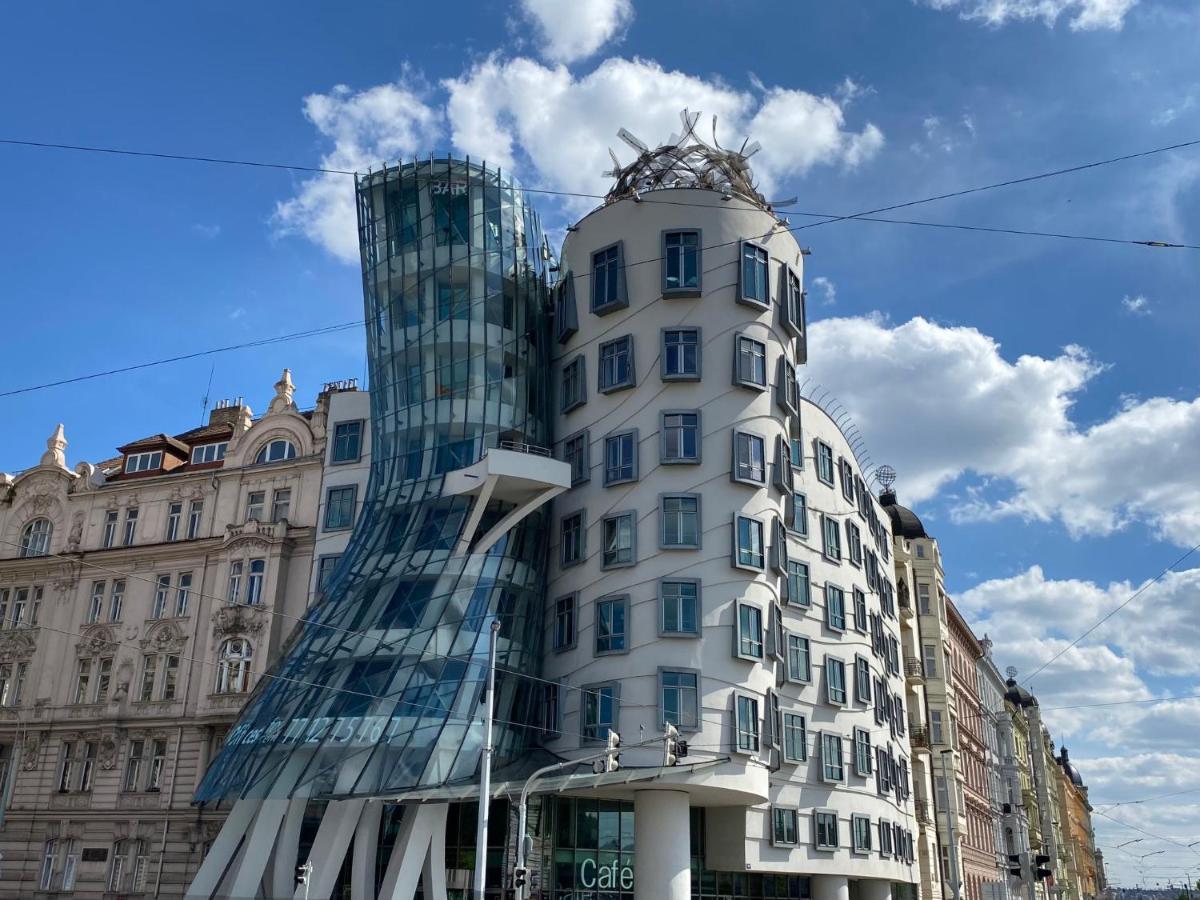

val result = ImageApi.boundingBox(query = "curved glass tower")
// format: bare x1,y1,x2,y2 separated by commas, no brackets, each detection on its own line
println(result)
196,158,553,803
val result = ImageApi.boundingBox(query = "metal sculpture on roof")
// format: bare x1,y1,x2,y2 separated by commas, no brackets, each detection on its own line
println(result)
603,108,770,210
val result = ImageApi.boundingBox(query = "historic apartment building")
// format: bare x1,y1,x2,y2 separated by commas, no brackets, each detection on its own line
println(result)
0,372,367,898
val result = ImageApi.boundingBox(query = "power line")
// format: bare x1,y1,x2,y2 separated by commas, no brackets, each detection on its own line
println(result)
1095,787,1200,814
1023,541,1200,683
1094,809,1200,857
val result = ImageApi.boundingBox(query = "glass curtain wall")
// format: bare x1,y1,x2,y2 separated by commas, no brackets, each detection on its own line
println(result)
196,158,552,802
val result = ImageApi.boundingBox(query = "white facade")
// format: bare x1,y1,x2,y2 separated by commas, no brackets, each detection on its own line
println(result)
542,187,918,897
311,383,371,602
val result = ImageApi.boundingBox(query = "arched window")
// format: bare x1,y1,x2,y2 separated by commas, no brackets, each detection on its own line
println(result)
215,639,253,694
254,439,297,465
20,519,52,558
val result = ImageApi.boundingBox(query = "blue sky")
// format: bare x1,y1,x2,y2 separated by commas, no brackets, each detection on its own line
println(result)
2,0,1199,883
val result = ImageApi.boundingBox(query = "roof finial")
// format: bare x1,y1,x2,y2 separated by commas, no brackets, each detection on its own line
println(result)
269,368,296,414
40,423,68,469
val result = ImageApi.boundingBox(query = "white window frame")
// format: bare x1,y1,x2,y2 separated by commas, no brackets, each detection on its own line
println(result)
124,451,162,474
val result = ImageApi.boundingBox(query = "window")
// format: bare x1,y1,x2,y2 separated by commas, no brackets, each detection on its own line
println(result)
733,515,765,570
781,712,807,762
814,810,839,849
191,442,227,464
916,543,926,559
216,639,253,693
815,440,835,485
601,512,636,569
109,579,125,622
855,655,872,704
245,559,265,605
122,508,138,546
879,820,894,857
87,581,104,624
582,683,618,740
854,728,873,776
661,411,700,463
661,328,700,380
776,357,798,416
853,588,868,633
840,458,855,503
165,502,182,541
825,657,847,705
187,500,203,539
102,510,118,548
733,335,767,389
151,575,171,619
847,521,863,566
561,430,590,485
73,659,92,704
435,282,470,321
735,694,760,753
604,430,638,485
732,431,766,485
246,491,265,522
918,583,931,615
124,451,162,474
40,840,58,890
739,242,770,308
660,670,699,729
598,335,635,393
660,579,700,636
772,807,798,846
555,276,578,343
124,740,144,791
161,655,180,700
821,514,841,562
663,230,700,294
560,355,586,412
786,634,811,683
255,439,297,464
175,572,192,617
62,839,79,890
324,485,357,530
924,643,938,678
560,510,585,567
930,709,945,745
825,584,846,631
227,561,243,605
95,658,111,702
271,488,291,523
316,556,340,596
595,596,628,655
785,561,810,607
781,266,805,338
821,734,845,783
591,243,627,314
852,815,873,854
736,602,764,661
790,437,804,469
146,739,167,791
661,495,700,548
138,654,157,701
552,594,576,651
108,841,127,892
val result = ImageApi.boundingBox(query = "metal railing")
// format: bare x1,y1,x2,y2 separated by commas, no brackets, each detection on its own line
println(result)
914,799,931,824
909,726,930,749
904,657,926,680
498,440,551,458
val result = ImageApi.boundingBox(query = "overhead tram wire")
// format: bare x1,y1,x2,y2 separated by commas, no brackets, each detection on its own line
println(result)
2,136,1198,252
1093,809,1200,857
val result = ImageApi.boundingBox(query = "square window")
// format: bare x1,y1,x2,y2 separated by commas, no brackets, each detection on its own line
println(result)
733,335,767,389
601,512,636,569
788,492,808,536
560,510,585,568
782,712,807,762
663,230,701,295
603,430,638,486
825,657,847,706
814,809,840,848
739,242,770,309
582,683,618,740
331,421,363,464
771,807,798,847
661,411,701,463
661,494,700,548
552,594,576,652
598,335,635,393
661,328,701,380
732,431,766,485
660,579,700,636
825,584,846,632
785,560,811,607
815,440,835,486
591,243,628,315
820,735,845,783
561,430,590,486
324,485,357,531
595,596,628,655
785,633,811,683
561,355,587,413
735,694,760,753
733,515,765,570
736,602,764,661
821,515,842,562
660,669,699,729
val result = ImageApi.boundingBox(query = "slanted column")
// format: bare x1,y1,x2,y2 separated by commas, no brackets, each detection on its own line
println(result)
633,790,690,900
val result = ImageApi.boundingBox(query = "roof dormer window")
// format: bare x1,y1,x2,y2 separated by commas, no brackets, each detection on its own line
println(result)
124,451,162,474
191,442,228,464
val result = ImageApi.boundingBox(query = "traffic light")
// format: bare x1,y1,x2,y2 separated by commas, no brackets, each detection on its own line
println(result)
604,729,621,772
664,724,680,767
1008,854,1024,878
513,866,528,890
1034,855,1052,882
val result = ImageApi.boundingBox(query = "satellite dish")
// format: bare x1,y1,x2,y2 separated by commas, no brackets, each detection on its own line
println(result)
617,128,649,155
876,465,897,490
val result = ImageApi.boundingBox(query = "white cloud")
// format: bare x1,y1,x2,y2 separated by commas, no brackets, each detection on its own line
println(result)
518,0,633,64
834,77,874,106
273,79,443,263
922,0,1137,30
810,276,837,305
1122,293,1151,315
192,223,221,239
806,315,1200,544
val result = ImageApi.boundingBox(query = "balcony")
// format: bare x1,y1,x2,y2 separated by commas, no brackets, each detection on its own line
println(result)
899,591,915,620
909,725,932,753
904,656,926,683
914,800,931,825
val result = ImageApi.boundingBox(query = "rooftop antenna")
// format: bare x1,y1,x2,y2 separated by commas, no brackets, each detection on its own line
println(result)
200,363,216,426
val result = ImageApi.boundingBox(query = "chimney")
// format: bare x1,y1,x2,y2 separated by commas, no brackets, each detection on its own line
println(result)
209,397,253,431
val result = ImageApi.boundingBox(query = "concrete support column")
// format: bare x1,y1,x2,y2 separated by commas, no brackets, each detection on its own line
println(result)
634,790,690,900
812,874,851,900
859,878,894,900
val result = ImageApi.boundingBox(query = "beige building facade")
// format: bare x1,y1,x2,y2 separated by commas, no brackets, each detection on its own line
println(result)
0,371,358,898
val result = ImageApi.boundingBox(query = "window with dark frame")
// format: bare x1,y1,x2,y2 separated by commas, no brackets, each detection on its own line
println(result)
663,230,700,294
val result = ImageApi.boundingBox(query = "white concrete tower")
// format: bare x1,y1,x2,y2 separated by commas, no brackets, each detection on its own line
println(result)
541,116,918,900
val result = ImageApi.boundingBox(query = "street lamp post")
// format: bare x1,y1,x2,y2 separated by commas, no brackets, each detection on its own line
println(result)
472,619,502,900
